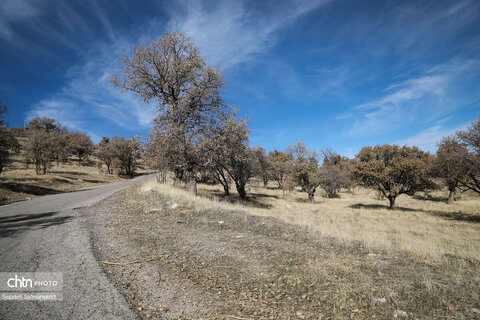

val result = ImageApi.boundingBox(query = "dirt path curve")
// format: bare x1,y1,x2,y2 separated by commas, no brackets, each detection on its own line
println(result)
0,173,156,320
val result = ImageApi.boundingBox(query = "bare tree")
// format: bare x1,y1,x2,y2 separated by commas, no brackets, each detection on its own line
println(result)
111,31,228,195
69,131,94,162
207,115,253,200
24,117,65,174
318,149,350,198
252,147,271,187
432,137,469,204
267,150,292,189
110,136,142,176
286,142,322,202
0,102,20,174
96,137,115,174
455,118,480,194
353,145,435,209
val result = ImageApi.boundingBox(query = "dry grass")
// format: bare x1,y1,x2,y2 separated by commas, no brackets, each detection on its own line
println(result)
88,184,480,319
141,178,480,262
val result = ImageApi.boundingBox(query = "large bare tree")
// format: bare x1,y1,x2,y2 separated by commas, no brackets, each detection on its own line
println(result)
111,31,228,195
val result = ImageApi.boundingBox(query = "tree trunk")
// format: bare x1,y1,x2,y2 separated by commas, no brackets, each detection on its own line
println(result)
388,195,396,209
223,183,230,196
263,178,268,188
236,183,247,200
447,187,456,205
187,170,197,196
308,191,315,203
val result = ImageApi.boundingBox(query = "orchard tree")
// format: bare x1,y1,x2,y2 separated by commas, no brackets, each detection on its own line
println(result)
69,131,94,162
455,118,480,194
96,137,115,174
0,102,20,174
24,117,65,174
111,31,228,195
207,114,253,200
432,137,469,204
286,142,322,202
318,149,350,198
110,136,142,176
252,147,271,187
267,150,292,188
353,145,435,209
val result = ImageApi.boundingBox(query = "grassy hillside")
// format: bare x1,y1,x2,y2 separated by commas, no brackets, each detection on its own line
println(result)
86,179,480,319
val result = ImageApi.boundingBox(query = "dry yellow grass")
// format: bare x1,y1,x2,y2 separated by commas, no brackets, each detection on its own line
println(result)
141,178,480,262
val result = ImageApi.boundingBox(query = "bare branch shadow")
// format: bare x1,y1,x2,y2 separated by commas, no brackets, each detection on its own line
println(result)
0,182,60,196
0,212,74,237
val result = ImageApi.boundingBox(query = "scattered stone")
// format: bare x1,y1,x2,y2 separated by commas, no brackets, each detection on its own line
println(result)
143,187,152,192
236,235,244,238
286,204,291,209
376,260,386,267
218,221,224,225
373,297,386,303
393,310,408,318
171,203,178,209
472,308,480,314
367,253,377,257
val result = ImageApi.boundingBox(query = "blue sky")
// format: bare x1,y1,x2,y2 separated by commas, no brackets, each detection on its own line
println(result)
1,0,479,157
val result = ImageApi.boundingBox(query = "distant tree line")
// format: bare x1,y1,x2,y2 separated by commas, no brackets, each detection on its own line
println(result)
0,105,141,177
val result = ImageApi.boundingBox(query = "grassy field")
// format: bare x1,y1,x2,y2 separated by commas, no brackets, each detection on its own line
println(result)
86,178,480,319
147,179,480,262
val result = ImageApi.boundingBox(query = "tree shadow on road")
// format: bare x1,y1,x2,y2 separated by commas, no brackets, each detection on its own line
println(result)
0,182,60,196
0,212,74,237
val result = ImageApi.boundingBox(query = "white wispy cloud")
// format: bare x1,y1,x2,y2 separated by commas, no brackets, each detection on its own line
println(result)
24,0,330,141
0,0,38,39
164,0,329,69
26,38,156,142
0,0,118,54
344,59,479,136
395,122,470,152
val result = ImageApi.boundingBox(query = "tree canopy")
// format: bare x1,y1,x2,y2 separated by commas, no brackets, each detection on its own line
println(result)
353,145,435,209
112,31,232,195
